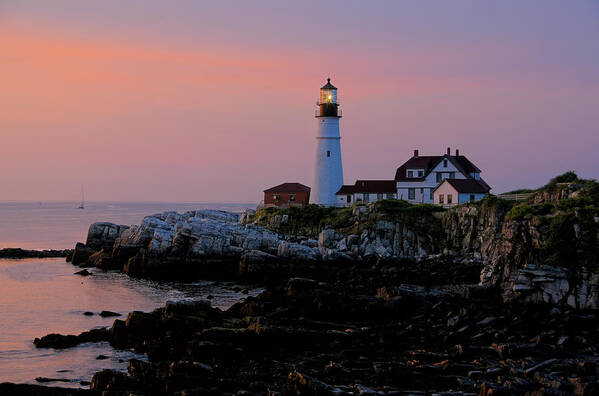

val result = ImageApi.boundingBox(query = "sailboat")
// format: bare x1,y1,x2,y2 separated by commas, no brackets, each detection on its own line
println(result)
78,185,85,209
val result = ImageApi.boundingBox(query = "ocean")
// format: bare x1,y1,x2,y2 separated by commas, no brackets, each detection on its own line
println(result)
0,201,258,387
0,201,254,250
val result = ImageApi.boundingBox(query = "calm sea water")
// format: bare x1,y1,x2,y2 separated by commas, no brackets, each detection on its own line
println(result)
0,202,258,387
0,201,253,250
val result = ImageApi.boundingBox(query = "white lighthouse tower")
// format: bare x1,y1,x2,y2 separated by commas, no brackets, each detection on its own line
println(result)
312,78,344,206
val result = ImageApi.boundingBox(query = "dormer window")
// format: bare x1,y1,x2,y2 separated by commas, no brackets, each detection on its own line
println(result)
407,170,414,178
418,170,424,177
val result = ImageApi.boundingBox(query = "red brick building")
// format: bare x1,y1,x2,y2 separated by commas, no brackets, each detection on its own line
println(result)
263,183,311,208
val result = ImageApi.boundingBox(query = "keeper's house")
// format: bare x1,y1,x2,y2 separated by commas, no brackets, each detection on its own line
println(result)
263,183,311,208
335,180,396,207
395,147,490,204
433,178,490,208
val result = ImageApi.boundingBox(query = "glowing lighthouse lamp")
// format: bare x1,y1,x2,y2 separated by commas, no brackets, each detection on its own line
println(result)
312,78,344,206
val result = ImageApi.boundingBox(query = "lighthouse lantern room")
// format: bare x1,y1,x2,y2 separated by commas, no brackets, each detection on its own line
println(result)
312,78,344,206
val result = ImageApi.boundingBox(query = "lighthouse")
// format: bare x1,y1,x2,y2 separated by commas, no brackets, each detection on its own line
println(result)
312,78,344,206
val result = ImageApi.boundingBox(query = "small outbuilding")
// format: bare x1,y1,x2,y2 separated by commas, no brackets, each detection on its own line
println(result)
433,178,490,208
263,183,311,208
336,180,397,207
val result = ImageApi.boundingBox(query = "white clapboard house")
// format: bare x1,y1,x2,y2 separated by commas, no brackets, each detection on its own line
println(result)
394,148,490,204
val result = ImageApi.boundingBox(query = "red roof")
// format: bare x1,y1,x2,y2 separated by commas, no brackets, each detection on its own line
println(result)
394,154,481,181
264,183,311,193
336,180,396,195
435,178,490,194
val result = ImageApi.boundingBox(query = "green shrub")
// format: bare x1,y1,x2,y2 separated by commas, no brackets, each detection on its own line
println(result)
474,195,515,212
507,203,535,221
549,171,579,184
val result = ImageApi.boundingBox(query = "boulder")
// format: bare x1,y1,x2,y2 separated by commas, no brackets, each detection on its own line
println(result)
86,222,129,251
87,249,117,270
318,229,337,249
278,241,319,262
239,250,279,277
34,328,109,349
70,243,96,267
99,310,121,317
90,369,132,392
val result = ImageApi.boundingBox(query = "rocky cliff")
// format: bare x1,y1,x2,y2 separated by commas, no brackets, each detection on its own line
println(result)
68,202,445,282
443,175,599,309
68,174,599,309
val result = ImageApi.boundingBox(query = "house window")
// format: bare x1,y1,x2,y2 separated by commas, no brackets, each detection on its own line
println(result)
347,195,352,203
449,172,455,179
418,170,424,177
470,194,475,202
407,170,414,178
273,194,280,201
386,193,394,199
327,150,331,157
443,159,448,168
447,194,453,204
436,173,442,183
377,193,383,200
363,193,369,202
439,194,444,204
289,194,296,202
429,189,434,201
408,188,415,200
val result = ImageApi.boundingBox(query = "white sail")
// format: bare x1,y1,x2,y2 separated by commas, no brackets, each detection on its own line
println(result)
78,185,85,209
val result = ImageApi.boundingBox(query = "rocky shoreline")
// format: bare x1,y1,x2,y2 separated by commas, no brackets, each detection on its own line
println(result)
8,176,599,394
29,273,599,395
0,248,72,259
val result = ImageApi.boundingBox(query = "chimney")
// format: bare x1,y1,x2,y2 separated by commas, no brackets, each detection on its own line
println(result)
455,149,460,156
446,147,450,156
414,149,419,158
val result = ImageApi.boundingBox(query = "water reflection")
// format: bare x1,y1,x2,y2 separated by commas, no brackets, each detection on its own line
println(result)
0,258,260,387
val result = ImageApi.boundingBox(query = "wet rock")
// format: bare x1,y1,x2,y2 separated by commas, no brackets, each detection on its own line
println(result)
34,328,109,349
87,249,117,270
70,243,96,267
0,383,91,395
35,377,71,383
74,269,92,276
90,369,132,392
99,310,121,317
286,371,335,395
0,248,72,259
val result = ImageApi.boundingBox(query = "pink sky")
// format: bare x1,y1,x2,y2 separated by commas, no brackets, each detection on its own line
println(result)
0,1,597,203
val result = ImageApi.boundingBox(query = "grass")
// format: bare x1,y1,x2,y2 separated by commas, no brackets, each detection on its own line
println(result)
252,199,445,240
374,199,444,215
253,204,354,237
507,202,554,221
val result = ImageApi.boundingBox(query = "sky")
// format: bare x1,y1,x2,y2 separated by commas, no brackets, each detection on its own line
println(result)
0,1,598,203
